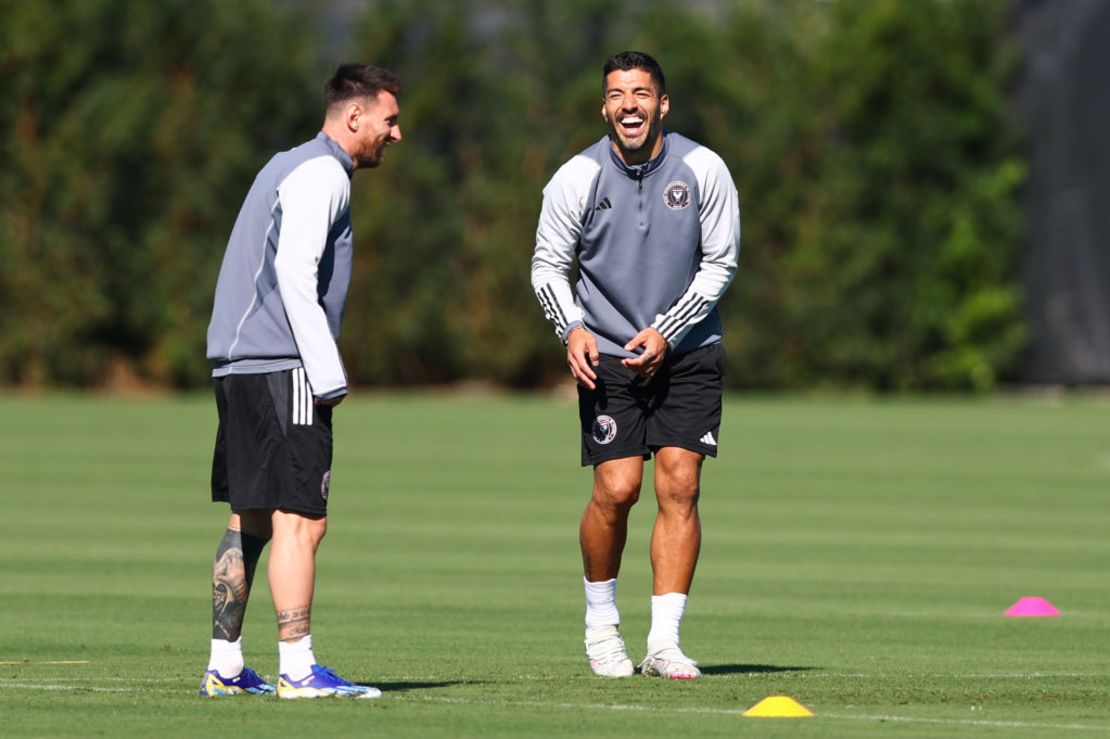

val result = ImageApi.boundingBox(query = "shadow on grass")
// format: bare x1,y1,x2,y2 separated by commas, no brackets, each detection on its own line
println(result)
360,680,486,693
700,664,815,676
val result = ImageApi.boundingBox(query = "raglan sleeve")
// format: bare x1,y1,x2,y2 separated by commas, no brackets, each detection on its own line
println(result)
273,156,352,399
650,149,740,348
530,158,593,343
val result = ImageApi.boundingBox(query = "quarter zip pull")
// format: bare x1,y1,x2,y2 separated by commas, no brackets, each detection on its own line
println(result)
637,168,646,230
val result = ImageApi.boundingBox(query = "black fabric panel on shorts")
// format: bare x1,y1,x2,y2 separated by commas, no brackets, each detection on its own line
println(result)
209,370,332,516
280,369,332,515
577,355,651,466
571,344,725,466
211,378,230,502
287,399,333,515
267,371,289,437
645,343,723,457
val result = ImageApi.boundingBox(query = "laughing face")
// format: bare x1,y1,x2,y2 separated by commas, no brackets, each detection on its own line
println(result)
602,68,669,166
353,91,402,169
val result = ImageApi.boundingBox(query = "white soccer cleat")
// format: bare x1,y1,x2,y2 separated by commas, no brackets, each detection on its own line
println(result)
584,625,635,677
639,643,701,679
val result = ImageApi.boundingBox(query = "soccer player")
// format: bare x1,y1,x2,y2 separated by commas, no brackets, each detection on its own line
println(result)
531,51,740,679
199,64,403,699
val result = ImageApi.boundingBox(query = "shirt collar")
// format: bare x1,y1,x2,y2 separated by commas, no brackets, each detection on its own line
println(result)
607,131,669,179
316,131,355,176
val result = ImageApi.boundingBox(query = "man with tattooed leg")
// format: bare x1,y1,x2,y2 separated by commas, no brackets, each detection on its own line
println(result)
200,63,403,699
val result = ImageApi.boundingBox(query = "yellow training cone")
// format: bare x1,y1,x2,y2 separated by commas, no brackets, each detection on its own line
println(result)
743,695,814,718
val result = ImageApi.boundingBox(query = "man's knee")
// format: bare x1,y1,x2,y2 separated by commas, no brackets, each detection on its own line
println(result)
654,449,703,510
273,510,328,548
592,459,644,511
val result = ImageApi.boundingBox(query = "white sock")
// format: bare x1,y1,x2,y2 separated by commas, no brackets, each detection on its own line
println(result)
584,577,621,631
278,634,316,680
647,592,688,649
207,637,244,677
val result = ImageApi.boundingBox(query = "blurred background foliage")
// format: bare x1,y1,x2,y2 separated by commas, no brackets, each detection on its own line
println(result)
0,0,1026,391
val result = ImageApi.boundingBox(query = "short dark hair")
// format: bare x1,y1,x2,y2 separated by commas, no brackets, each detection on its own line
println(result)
602,51,666,96
325,63,404,109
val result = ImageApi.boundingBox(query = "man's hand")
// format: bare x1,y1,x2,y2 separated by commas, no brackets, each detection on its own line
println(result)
566,326,600,390
315,395,344,407
621,328,667,378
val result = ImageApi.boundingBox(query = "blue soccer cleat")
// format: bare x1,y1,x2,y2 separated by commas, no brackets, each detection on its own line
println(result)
276,664,382,700
199,666,276,697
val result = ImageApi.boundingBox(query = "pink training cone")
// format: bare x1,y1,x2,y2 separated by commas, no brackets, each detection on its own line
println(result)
1005,596,1060,617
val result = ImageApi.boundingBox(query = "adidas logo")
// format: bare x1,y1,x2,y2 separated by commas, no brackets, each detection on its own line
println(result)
593,196,612,211
699,431,717,446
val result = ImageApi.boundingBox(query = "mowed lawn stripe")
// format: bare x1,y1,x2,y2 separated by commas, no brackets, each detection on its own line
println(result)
0,393,1107,738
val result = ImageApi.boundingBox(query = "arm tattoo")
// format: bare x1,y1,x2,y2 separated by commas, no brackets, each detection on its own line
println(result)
211,529,267,641
276,606,312,641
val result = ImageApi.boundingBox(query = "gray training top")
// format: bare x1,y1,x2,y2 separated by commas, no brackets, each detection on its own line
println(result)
206,132,355,400
531,131,741,358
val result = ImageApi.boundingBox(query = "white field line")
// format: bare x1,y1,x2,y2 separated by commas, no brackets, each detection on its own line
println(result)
512,672,1104,680
397,695,1110,732
0,683,134,693
0,677,190,684
1,671,1102,686
755,671,1102,680
3,679,1109,732
4,675,1110,733
821,713,1110,732
0,660,90,665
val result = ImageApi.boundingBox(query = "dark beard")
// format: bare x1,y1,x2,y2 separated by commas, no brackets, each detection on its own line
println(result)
607,115,661,162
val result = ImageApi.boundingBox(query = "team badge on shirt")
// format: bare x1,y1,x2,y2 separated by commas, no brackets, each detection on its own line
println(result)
663,181,691,210
592,415,618,444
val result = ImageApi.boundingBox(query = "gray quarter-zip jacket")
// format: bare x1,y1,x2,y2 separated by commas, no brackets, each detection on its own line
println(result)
531,131,740,358
206,132,354,399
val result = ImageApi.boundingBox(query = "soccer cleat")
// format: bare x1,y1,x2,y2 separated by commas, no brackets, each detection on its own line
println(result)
199,666,276,697
584,625,635,677
276,664,382,700
639,643,701,679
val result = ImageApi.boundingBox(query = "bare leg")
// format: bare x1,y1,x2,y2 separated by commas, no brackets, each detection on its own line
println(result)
211,510,272,641
579,457,643,676
580,457,644,580
650,447,703,595
268,509,327,641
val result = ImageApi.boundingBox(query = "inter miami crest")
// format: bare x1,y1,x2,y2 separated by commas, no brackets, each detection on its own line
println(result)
592,415,618,445
663,180,691,210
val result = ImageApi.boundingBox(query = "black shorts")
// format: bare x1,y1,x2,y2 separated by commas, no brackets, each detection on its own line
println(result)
578,343,724,466
211,368,333,516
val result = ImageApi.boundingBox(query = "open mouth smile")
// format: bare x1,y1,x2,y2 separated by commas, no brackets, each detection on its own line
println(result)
618,115,646,137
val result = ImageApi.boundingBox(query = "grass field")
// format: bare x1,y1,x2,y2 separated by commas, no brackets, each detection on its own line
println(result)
1,392,1108,737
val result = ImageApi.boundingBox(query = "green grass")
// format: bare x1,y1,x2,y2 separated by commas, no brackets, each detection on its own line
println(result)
1,392,1108,737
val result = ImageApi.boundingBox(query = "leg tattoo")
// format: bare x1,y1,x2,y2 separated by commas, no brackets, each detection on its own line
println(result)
276,606,312,642
211,529,267,641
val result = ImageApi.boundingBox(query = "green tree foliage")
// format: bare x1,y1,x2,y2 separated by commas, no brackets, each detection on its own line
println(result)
339,0,630,387
752,0,1026,391
335,0,1024,391
0,0,1026,391
630,0,1025,391
0,0,317,387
